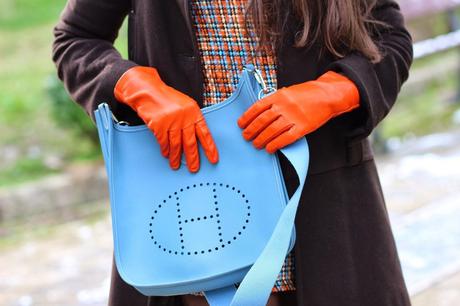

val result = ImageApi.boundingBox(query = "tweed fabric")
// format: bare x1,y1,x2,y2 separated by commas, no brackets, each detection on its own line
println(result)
190,0,277,106
189,0,295,293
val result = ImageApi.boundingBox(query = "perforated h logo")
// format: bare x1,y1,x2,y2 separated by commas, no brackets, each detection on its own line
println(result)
149,182,251,256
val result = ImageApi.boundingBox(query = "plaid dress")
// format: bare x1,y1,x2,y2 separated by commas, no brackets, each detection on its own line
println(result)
190,0,296,293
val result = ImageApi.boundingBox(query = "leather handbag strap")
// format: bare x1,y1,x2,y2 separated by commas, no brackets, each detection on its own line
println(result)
204,138,309,306
204,286,237,305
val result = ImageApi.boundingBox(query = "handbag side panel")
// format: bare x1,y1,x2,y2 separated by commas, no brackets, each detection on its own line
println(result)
96,70,295,295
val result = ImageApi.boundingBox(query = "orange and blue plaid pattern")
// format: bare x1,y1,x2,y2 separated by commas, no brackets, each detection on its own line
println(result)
190,0,295,293
190,0,277,107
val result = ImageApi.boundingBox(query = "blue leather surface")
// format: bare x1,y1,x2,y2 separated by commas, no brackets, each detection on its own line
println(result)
94,65,309,305
204,285,237,306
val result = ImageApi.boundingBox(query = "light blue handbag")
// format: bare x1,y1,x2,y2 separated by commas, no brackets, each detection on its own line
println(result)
94,65,309,306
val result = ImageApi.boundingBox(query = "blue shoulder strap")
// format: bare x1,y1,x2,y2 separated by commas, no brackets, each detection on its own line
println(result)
204,138,309,306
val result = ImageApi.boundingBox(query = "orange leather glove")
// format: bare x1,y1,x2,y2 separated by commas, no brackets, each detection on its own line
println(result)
237,71,360,153
114,66,218,172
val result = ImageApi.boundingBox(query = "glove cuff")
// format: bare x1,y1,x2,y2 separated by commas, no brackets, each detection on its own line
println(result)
113,66,162,109
317,71,360,114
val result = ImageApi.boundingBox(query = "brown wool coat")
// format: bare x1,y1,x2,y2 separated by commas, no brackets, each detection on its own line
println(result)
52,0,413,305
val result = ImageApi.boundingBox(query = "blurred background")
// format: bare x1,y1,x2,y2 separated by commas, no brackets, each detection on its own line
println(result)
1,0,460,305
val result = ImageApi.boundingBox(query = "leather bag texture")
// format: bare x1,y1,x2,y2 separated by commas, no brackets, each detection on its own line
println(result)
94,65,309,306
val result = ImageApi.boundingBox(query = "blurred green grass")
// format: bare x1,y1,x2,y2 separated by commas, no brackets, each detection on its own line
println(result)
0,0,65,30
0,0,127,187
381,49,460,139
0,157,59,186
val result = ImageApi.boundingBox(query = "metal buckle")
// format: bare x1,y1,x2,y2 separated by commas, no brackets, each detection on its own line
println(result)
252,68,276,99
111,113,129,126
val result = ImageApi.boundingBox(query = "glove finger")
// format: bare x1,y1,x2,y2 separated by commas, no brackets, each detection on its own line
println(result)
242,108,280,140
182,125,200,173
153,128,169,158
265,129,296,154
168,129,182,170
237,98,272,129
195,120,219,164
253,117,293,149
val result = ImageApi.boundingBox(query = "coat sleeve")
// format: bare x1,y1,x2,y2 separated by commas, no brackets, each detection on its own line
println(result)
326,0,413,142
52,0,137,119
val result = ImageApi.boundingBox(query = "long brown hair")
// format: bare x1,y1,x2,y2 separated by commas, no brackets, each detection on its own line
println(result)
245,0,384,63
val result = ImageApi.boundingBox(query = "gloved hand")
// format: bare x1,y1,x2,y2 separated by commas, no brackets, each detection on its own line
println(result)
237,71,360,153
114,66,218,172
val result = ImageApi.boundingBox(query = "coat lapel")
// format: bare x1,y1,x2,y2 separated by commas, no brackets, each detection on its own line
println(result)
175,0,193,37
